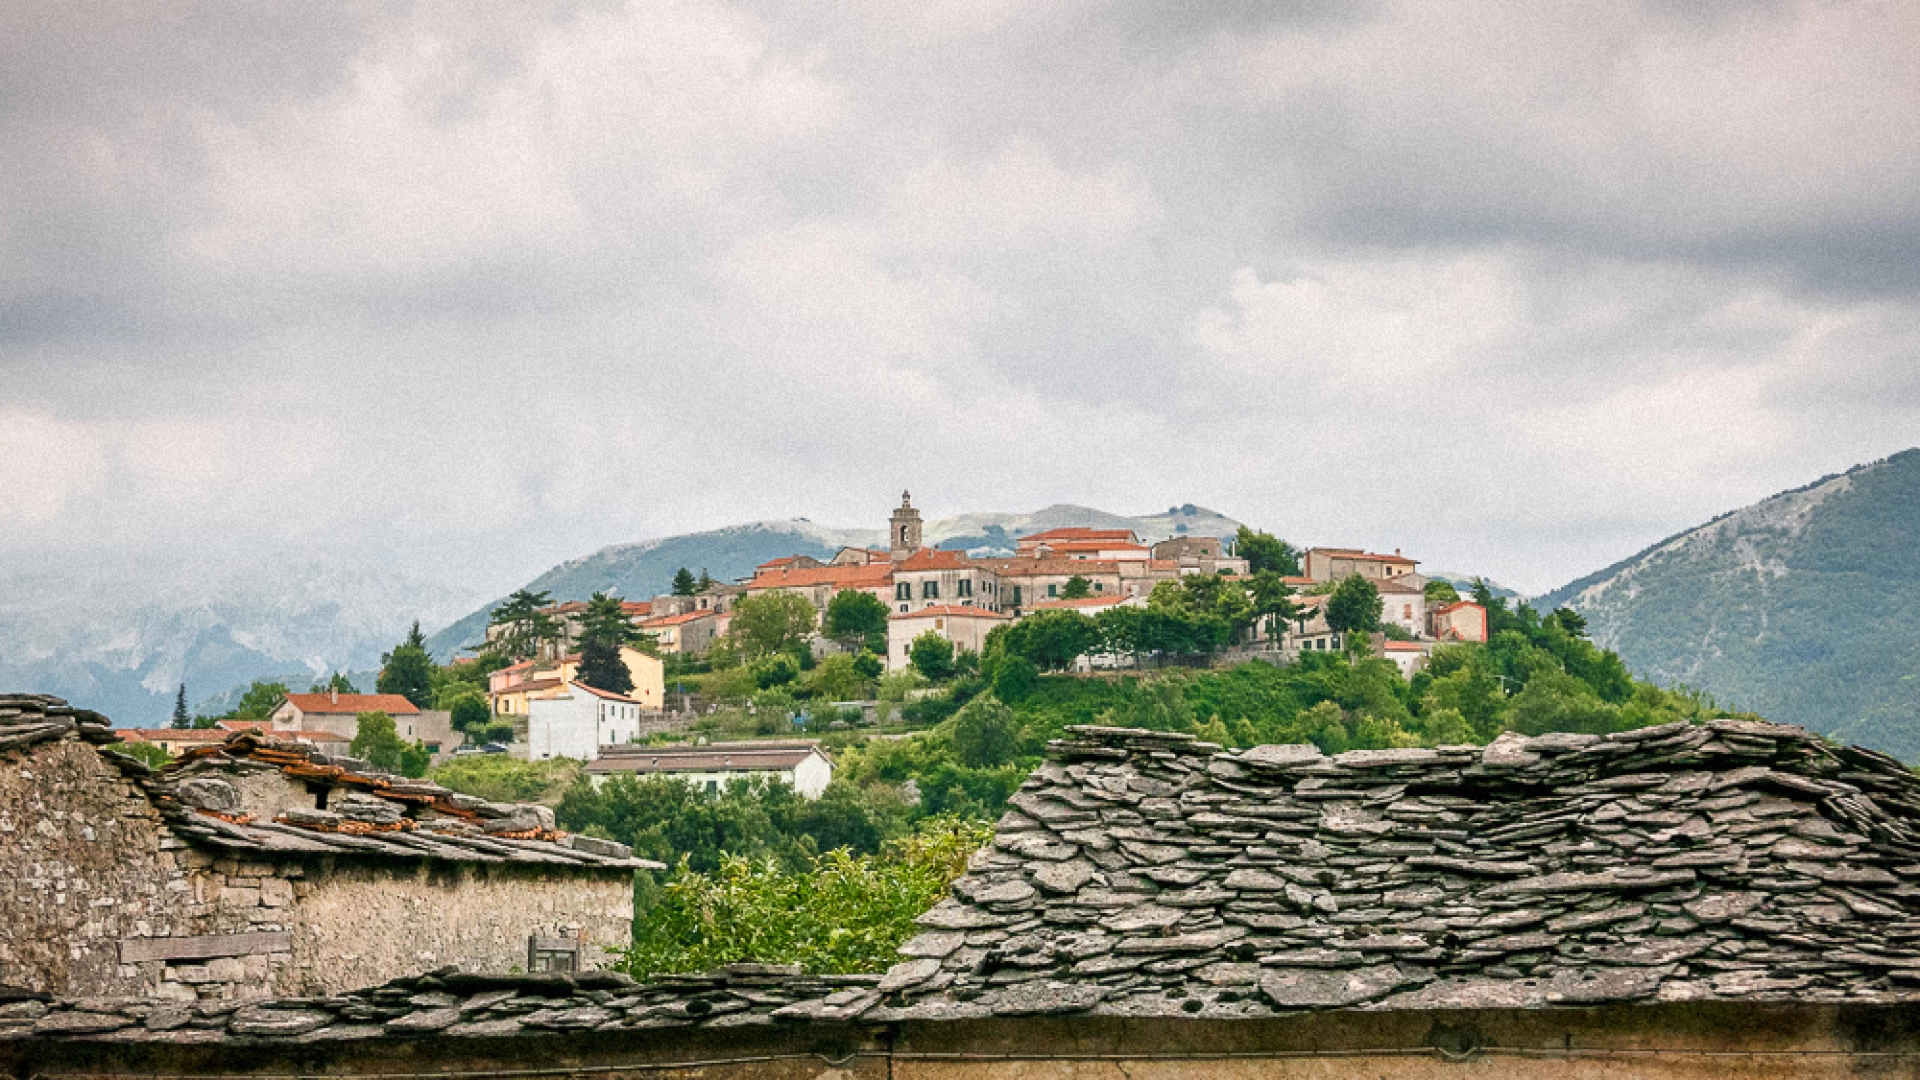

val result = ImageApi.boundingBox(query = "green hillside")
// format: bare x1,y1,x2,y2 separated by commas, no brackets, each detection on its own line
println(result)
1539,449,1920,759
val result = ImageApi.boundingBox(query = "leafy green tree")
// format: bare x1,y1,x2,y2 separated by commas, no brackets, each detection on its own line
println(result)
991,654,1039,703
698,569,715,591
1002,609,1100,671
1326,575,1384,634
1235,527,1302,576
825,589,891,653
947,696,1020,768
231,681,290,720
377,622,435,709
1425,579,1462,605
909,631,958,681
1061,575,1092,600
448,692,492,737
1549,607,1590,638
804,653,875,701
852,652,884,681
672,568,698,596
727,592,818,659
171,684,190,730
486,590,559,662
578,592,646,693
398,741,432,778
350,711,406,772
117,741,173,768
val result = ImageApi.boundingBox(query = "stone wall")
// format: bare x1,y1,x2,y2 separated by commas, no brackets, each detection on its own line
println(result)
1,735,633,1004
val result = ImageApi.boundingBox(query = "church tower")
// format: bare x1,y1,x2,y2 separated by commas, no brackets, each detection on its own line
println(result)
889,491,923,560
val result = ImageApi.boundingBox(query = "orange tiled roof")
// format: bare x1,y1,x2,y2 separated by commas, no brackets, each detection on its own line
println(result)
1033,596,1128,610
1020,527,1138,544
1435,601,1485,616
283,693,420,716
642,610,717,627
894,548,972,570
747,563,895,591
1030,540,1149,554
890,604,1012,621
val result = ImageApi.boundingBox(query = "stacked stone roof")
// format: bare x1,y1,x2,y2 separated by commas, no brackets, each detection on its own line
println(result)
870,720,1920,1018
1,693,657,872
1,967,881,1042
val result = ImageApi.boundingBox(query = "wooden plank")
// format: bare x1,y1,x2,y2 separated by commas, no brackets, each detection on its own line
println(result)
120,931,292,964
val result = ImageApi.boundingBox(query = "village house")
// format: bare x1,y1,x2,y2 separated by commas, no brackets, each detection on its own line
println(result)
0,695,654,1005
887,604,1012,671
647,583,742,618
1014,526,1140,557
488,646,664,716
584,739,833,798
524,682,645,761
745,560,895,617
269,691,459,757
1431,598,1490,642
982,557,1125,615
1151,535,1251,576
1376,575,1427,637
1379,637,1436,677
1304,545,1419,583
889,547,1001,614
638,609,724,656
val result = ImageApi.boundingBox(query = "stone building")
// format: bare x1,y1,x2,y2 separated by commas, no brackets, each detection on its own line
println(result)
20,719,1920,1079
0,694,656,1005
585,740,834,798
886,605,1012,671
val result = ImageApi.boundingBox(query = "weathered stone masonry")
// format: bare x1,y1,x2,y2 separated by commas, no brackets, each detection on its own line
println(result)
0,694,656,1004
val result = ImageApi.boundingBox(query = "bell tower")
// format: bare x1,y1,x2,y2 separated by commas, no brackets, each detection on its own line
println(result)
889,490,923,560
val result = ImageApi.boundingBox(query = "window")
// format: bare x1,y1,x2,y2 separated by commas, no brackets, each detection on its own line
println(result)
896,582,911,600
958,579,972,597
1013,586,1022,606
1095,582,1104,592
900,603,909,613
1048,583,1058,597
923,581,939,599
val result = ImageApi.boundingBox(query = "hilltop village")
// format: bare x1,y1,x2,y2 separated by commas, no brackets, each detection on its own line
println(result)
469,494,1488,778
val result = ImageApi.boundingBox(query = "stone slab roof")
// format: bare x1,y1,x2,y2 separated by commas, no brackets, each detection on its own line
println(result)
868,720,1920,1019
0,967,883,1042
2,694,660,872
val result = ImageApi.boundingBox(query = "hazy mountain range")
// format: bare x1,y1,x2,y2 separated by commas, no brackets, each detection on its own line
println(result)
1540,449,1920,758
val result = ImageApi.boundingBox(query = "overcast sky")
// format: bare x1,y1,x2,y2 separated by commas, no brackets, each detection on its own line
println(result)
3,0,1917,597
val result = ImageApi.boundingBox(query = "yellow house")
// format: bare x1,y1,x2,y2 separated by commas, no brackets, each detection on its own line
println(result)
489,646,664,716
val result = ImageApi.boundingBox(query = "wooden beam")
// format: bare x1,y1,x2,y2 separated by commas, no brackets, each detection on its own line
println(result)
119,931,292,964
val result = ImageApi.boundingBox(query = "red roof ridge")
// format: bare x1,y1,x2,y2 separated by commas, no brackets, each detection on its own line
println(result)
889,604,1012,620
283,692,421,715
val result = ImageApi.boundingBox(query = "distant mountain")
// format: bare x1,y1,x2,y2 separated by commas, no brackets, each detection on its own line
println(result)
423,504,1245,658
1539,449,1920,759
0,556,481,728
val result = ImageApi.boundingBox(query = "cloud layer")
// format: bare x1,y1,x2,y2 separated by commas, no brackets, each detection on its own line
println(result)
3,0,1916,594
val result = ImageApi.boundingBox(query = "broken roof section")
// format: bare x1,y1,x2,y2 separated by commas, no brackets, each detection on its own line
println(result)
872,720,1920,1019
1,694,657,872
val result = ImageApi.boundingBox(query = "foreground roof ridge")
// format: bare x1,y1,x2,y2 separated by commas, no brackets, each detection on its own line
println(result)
868,717,1920,1019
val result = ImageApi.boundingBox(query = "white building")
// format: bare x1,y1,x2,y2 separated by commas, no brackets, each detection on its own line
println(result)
887,604,1013,671
1377,577,1428,638
583,741,834,798
525,683,644,761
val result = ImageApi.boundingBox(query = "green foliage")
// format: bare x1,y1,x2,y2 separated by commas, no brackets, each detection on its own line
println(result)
116,741,173,768
310,671,358,694
448,692,492,736
1425,579,1462,605
1000,609,1101,671
991,654,1039,703
429,756,582,803
804,653,876,701
1061,575,1092,600
727,592,818,660
672,567,698,596
171,684,190,730
398,741,432,778
909,631,958,681
350,712,405,773
377,622,435,709
578,639,633,696
230,681,289,720
486,590,560,663
619,817,991,976
947,695,1020,768
1234,527,1302,576
825,589,891,653
1325,575,1383,634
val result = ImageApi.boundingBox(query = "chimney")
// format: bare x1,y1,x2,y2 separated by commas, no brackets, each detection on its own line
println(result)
330,687,338,705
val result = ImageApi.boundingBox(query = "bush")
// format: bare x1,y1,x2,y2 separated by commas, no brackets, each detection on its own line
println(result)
429,756,581,804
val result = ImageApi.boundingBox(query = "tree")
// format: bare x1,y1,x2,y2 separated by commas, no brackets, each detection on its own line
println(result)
486,590,559,662
1002,609,1100,671
1235,527,1302,576
350,711,406,773
231,681,289,720
1549,607,1590,638
1061,575,1092,600
171,684,190,730
377,621,435,709
398,741,432,778
1425,579,1462,605
727,592,818,659
825,589,891,653
909,631,957,681
697,569,715,591
577,593,645,693
804,653,875,701
1325,575,1383,635
672,568,698,596
310,671,357,694
948,696,1021,768
449,692,492,737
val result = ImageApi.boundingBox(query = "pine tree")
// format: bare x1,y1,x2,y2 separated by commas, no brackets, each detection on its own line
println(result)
697,568,715,591
671,568,698,596
575,592,641,694
376,621,436,709
171,684,190,730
